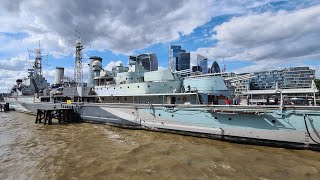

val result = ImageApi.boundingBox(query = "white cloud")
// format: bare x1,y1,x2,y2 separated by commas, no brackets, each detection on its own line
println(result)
158,66,167,70
0,0,293,57
232,60,281,74
197,5,320,61
0,0,217,55
0,55,30,71
104,60,123,71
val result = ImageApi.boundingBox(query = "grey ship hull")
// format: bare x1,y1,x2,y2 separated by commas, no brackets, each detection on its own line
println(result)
20,101,320,151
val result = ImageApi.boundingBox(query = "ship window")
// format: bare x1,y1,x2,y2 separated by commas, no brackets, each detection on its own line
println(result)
102,98,104,100
148,85,150,87
137,86,139,88
117,98,119,100
120,87,122,89
114,87,115,89
126,78,128,80
128,86,130,88
125,98,127,101
137,78,139,80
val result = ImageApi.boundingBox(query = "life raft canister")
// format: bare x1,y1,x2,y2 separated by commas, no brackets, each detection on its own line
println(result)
182,96,187,102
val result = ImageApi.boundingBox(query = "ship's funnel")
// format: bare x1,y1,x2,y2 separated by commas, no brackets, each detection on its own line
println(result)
54,67,64,85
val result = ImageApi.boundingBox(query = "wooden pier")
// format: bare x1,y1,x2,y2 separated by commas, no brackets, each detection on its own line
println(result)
35,108,82,125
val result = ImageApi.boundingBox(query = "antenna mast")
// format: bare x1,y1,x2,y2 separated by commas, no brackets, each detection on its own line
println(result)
222,58,226,72
28,40,43,77
74,27,84,86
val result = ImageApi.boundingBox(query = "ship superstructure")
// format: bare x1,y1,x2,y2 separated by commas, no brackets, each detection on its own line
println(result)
4,41,320,151
10,44,49,97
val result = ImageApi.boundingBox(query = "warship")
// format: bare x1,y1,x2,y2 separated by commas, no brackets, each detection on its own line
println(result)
5,40,320,151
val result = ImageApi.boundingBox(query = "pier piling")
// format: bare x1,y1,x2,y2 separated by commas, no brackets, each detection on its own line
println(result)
35,108,81,125
0,103,9,112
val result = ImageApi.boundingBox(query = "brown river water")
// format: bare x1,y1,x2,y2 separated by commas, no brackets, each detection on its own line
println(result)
0,111,320,180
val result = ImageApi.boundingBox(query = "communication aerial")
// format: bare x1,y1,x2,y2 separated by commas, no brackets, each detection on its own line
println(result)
74,27,84,85
27,41,45,76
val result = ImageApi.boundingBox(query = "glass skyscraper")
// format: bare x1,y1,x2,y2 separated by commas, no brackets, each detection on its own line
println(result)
129,53,158,71
197,54,208,74
169,45,190,71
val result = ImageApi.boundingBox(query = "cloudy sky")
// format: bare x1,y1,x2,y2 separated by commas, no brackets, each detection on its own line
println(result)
0,0,320,92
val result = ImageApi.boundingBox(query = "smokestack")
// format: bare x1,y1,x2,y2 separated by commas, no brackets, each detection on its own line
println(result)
54,67,64,85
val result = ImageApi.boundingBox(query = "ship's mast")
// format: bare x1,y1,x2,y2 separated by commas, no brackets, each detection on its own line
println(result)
74,28,84,86
28,41,43,77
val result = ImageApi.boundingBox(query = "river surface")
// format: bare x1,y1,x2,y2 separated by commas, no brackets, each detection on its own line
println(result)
0,112,320,180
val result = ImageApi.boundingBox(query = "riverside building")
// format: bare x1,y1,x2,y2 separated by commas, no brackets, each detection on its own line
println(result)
250,67,315,90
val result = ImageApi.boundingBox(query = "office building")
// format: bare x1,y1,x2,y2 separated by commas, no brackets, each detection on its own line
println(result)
169,45,190,71
210,61,221,73
282,67,315,89
250,67,315,90
197,54,208,74
129,53,158,71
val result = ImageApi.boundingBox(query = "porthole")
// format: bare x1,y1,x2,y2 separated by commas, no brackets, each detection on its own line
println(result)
128,86,130,88
272,120,276,123
159,114,161,116
171,114,174,117
228,118,232,120
137,86,140,88
214,117,217,119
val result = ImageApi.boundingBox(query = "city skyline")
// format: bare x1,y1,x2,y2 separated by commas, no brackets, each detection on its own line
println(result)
0,0,320,92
